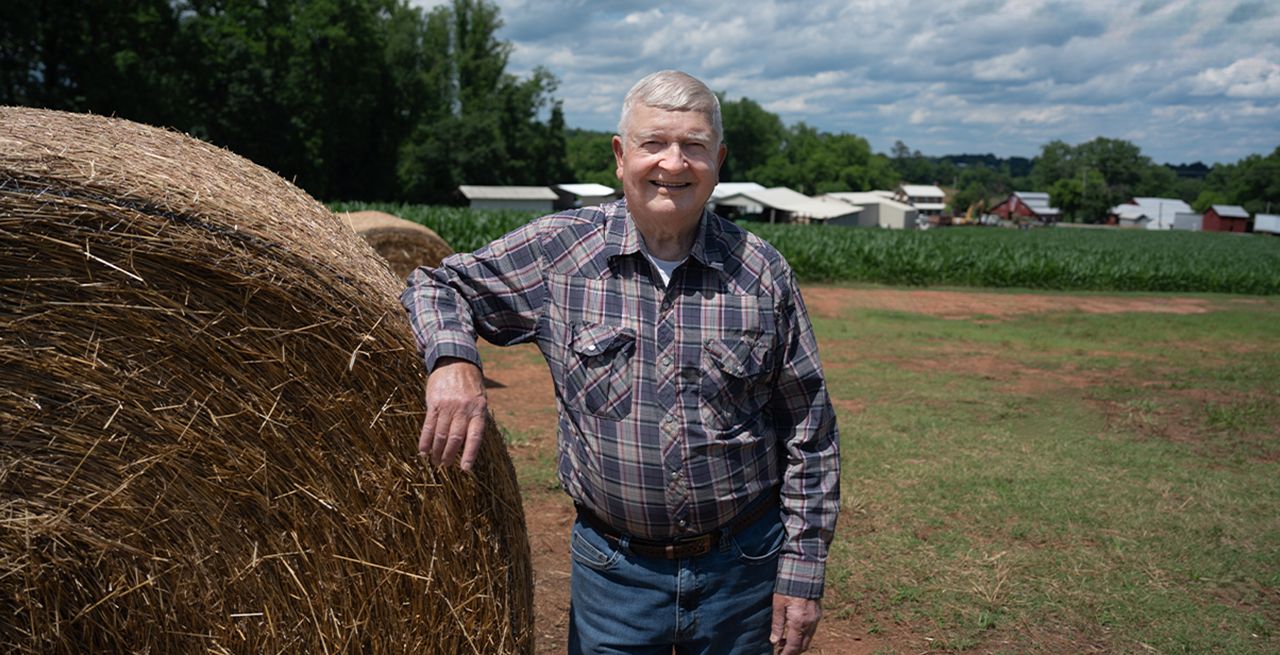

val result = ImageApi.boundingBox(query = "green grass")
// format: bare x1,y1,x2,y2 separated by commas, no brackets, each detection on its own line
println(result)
818,292,1279,653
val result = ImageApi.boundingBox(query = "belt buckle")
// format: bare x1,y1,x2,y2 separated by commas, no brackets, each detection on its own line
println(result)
666,534,713,559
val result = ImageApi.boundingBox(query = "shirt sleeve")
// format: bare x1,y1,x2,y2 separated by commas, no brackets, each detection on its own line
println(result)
769,266,841,600
398,219,549,372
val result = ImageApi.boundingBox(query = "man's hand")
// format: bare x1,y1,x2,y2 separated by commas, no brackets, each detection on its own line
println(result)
770,593,821,654
420,357,487,471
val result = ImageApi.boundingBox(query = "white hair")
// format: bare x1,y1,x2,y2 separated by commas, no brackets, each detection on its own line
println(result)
617,70,722,145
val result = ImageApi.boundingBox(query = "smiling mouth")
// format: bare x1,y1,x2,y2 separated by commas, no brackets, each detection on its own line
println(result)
651,181,691,190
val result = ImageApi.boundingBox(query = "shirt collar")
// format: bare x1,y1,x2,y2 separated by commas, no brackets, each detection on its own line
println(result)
605,198,726,272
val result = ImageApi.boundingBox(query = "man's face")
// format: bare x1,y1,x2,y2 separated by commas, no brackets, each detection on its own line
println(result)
612,104,726,229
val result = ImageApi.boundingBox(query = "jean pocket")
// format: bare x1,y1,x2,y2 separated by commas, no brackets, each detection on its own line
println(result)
570,521,622,572
730,515,785,566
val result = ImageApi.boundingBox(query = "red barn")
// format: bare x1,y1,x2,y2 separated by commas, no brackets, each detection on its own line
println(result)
1203,205,1249,232
990,191,1061,224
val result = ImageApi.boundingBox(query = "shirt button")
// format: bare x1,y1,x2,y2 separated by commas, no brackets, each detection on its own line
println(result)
677,519,687,528
664,414,676,424
661,355,673,367
669,470,679,480
585,344,597,353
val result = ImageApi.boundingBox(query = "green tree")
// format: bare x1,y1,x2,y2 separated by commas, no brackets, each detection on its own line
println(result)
950,165,1013,215
1029,140,1078,190
890,140,936,184
720,96,785,182
0,0,185,123
1049,169,1107,221
4,0,564,204
1192,189,1230,213
565,128,617,187
395,0,563,202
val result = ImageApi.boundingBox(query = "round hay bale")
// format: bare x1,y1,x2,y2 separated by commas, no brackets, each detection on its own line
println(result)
0,107,532,654
341,210,454,280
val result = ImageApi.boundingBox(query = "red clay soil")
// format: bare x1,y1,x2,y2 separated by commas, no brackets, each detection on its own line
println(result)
476,286,1229,654
802,286,1215,321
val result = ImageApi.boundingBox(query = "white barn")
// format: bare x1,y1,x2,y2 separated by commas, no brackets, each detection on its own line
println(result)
823,192,919,229
717,187,860,224
1110,197,1194,230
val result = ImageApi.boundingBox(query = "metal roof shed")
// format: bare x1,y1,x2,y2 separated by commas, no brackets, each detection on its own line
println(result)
1255,214,1280,235
718,187,859,224
823,192,918,229
554,183,617,209
458,185,558,212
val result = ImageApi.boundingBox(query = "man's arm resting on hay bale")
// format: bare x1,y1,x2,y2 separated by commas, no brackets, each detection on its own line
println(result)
400,218,555,470
420,357,487,470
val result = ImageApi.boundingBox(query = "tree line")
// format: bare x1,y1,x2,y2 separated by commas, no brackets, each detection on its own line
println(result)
5,0,1273,218
570,99,1277,222
1,0,567,204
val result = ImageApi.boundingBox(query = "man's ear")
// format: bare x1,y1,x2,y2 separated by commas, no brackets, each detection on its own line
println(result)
717,143,727,169
612,135,625,180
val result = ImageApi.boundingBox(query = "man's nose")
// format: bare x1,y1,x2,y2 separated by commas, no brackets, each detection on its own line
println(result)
657,143,689,170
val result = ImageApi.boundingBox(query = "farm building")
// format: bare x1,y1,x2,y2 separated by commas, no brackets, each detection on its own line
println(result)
1172,212,1203,231
1109,197,1193,230
823,192,919,229
716,186,859,224
1203,204,1250,233
989,191,1061,224
709,182,768,217
554,183,617,210
458,185,558,212
893,184,947,218
1255,214,1280,235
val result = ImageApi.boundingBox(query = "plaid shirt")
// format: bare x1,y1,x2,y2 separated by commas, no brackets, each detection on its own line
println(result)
400,199,840,599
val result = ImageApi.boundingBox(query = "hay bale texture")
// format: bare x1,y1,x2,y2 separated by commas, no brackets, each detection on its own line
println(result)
341,210,454,280
0,107,532,653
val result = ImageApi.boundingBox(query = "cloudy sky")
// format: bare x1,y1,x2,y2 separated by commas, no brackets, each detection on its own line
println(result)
425,0,1279,165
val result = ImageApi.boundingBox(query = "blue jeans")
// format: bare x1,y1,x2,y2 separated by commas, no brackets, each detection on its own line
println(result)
567,505,784,654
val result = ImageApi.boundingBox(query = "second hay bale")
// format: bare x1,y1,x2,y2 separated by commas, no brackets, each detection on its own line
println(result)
342,210,455,280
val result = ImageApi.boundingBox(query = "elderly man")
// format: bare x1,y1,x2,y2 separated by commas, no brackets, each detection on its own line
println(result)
401,70,839,655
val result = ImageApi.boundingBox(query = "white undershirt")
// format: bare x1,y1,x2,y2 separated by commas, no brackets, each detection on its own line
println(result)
640,247,685,287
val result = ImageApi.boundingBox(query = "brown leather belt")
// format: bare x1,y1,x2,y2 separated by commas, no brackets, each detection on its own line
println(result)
576,495,780,560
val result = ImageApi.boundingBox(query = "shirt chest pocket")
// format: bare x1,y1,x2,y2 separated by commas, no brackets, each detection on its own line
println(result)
699,334,775,432
564,322,636,420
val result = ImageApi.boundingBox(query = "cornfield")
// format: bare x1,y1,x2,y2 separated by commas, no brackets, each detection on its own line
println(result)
332,204,1280,295
751,224,1280,294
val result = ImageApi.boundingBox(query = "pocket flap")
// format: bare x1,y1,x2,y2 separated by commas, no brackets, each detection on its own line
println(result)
572,322,635,356
703,336,770,378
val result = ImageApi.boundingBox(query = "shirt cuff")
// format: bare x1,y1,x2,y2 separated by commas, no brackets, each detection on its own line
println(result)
423,334,482,373
775,554,826,600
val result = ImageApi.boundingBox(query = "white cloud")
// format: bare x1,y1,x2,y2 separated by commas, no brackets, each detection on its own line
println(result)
1191,57,1280,98
488,0,1279,163
972,49,1038,82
